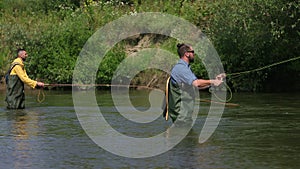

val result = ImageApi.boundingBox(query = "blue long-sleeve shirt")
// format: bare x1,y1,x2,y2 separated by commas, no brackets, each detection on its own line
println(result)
170,59,197,85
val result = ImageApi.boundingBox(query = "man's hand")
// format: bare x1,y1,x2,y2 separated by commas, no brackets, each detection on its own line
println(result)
211,73,226,86
216,73,226,81
211,79,223,86
36,82,44,88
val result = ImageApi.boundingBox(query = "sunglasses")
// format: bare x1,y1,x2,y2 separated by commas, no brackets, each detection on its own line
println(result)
187,50,194,53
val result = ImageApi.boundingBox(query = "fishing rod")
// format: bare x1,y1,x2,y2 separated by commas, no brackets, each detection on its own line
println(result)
37,56,300,103
37,83,159,103
44,83,153,89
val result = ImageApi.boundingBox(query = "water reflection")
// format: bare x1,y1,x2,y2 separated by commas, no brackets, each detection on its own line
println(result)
165,129,200,168
161,124,225,169
6,110,39,169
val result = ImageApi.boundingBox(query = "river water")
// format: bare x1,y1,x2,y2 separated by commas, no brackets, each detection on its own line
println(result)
0,89,299,169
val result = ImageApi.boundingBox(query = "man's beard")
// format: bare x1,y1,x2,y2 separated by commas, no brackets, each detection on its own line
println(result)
189,57,194,63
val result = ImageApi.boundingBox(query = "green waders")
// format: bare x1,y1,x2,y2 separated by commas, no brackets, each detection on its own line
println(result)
168,80,196,126
5,75,25,109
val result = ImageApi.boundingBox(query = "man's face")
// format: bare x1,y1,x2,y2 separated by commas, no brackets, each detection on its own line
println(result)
186,48,195,63
19,51,28,61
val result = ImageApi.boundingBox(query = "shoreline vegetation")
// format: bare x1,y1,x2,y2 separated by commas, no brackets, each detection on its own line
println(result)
1,0,299,92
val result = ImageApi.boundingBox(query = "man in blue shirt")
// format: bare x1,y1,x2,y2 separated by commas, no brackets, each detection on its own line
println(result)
165,43,225,126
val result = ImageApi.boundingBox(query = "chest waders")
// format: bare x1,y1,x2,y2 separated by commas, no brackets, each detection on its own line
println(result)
5,75,25,109
167,80,196,126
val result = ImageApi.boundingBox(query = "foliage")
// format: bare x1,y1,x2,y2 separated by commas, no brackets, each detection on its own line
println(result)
0,0,299,92
205,0,300,91
97,44,126,84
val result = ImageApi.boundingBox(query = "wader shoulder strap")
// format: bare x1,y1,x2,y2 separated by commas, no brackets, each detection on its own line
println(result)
164,77,170,121
5,62,21,84
9,62,21,73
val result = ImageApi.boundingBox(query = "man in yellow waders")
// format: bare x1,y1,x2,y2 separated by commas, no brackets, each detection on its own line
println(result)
5,49,44,109
164,43,225,126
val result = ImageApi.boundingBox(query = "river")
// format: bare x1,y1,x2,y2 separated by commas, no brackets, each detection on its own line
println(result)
0,89,299,169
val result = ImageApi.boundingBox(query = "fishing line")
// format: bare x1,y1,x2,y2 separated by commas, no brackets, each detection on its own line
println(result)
226,56,300,78
209,82,233,103
37,89,45,103
209,56,300,103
